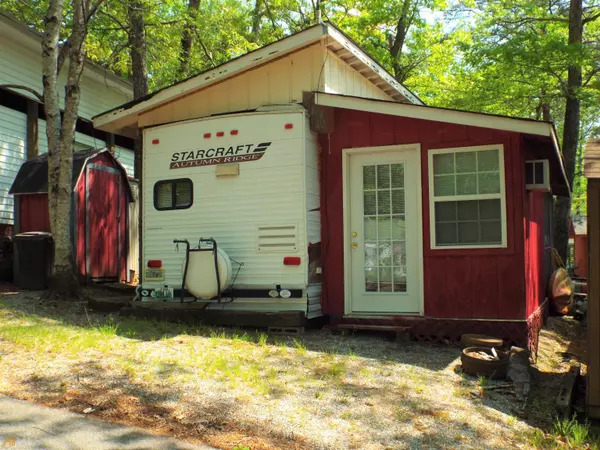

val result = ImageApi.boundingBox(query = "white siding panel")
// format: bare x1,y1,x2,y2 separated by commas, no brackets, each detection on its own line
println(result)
140,44,322,128
0,35,131,121
323,50,393,101
114,146,135,177
0,106,27,224
128,180,140,282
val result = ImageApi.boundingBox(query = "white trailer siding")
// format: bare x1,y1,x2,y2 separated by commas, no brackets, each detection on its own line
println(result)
142,109,321,315
0,106,27,225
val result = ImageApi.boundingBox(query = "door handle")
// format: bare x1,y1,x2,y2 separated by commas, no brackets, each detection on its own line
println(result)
352,243,358,249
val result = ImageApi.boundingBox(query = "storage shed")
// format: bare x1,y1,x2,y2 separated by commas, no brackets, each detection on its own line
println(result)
92,22,569,350
9,149,133,282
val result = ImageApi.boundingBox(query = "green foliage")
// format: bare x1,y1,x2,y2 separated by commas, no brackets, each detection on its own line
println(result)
2,0,599,213
553,414,597,448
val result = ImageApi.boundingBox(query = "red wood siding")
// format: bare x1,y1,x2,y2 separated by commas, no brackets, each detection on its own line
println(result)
524,190,545,317
19,194,50,232
574,235,588,279
320,109,527,319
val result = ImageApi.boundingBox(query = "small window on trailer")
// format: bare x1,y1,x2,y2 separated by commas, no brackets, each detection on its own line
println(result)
154,179,193,210
428,145,507,249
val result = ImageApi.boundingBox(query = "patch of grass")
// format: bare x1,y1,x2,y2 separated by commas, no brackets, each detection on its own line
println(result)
257,332,268,347
553,415,596,448
293,338,307,355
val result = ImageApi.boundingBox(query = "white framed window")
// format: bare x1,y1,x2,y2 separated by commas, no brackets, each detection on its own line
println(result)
428,144,507,249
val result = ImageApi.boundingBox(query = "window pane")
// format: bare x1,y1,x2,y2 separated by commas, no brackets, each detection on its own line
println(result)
364,191,376,215
433,153,454,175
363,165,376,189
378,242,392,266
434,200,503,247
391,164,404,188
456,173,477,195
525,163,534,185
175,181,192,207
379,267,393,292
478,172,500,194
456,152,476,173
365,268,377,292
392,189,405,214
393,241,405,266
364,217,377,240
436,222,457,245
480,221,502,243
435,202,456,221
364,243,378,268
378,191,391,214
477,149,500,171
457,201,478,220
392,216,405,240
377,165,390,189
156,183,172,209
458,222,479,244
393,267,407,292
378,217,391,239
479,199,501,220
434,175,455,196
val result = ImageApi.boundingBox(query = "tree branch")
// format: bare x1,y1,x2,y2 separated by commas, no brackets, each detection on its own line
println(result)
0,84,44,102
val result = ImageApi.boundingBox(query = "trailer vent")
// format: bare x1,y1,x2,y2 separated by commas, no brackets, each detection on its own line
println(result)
257,225,298,252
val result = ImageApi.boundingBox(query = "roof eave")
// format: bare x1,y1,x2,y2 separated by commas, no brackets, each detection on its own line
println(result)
314,91,570,197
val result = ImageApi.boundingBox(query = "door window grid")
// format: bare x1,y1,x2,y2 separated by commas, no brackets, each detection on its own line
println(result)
363,163,407,293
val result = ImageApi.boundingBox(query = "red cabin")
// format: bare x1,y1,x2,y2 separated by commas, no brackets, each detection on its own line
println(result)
313,93,569,351
10,149,133,282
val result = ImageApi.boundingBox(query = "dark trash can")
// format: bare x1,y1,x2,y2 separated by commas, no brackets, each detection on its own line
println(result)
0,236,13,282
13,232,54,290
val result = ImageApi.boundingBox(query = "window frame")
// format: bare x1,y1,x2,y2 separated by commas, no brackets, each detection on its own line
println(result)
153,178,194,211
428,144,507,250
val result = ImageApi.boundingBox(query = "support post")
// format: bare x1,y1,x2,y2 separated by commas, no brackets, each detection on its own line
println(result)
587,179,600,419
26,100,39,160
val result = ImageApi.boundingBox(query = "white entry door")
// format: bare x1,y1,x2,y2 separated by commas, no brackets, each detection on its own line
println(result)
346,146,422,314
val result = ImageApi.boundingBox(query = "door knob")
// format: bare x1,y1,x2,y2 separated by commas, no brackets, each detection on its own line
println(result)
352,243,358,249
352,232,358,237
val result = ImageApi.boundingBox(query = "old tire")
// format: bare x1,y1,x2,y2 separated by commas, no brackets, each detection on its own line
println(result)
461,346,509,380
460,334,503,349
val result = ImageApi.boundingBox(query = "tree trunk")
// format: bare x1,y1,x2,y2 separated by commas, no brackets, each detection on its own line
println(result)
42,0,89,300
553,0,582,264
251,0,262,42
42,0,64,236
178,0,200,79
128,0,148,181
389,0,415,83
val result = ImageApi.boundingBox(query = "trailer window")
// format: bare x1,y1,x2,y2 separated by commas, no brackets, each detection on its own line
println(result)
154,179,193,210
428,145,507,249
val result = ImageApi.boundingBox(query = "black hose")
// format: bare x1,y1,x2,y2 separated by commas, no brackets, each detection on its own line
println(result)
173,239,190,303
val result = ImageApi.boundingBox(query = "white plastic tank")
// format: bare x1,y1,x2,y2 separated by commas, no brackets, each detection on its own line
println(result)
183,247,232,299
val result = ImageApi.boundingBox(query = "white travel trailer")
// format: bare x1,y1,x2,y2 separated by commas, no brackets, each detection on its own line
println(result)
140,106,322,319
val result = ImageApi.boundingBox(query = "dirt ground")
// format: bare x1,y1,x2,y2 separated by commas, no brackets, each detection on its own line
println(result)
0,286,591,449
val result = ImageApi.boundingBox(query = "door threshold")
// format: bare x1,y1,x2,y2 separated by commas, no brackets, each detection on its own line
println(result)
346,313,423,318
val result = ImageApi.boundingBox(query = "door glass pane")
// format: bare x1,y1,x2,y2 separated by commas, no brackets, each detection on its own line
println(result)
377,165,390,188
364,191,376,215
363,165,376,189
364,217,377,240
379,267,393,292
362,163,407,292
392,189,405,214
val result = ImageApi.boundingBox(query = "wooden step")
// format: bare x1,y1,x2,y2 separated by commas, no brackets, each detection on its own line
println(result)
336,324,410,332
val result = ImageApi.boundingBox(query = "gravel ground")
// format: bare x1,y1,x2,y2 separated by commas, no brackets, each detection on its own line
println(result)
0,287,586,449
